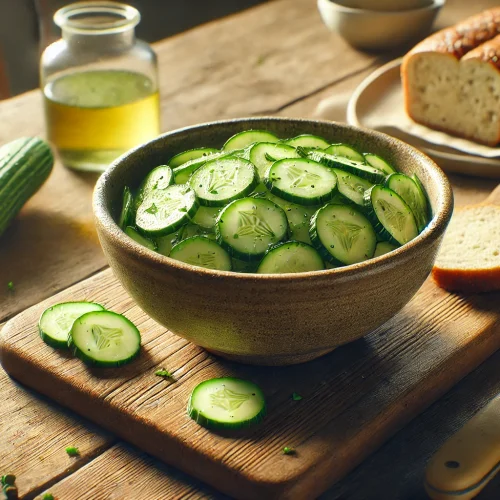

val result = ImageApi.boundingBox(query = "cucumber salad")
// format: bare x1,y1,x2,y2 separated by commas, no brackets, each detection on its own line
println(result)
119,130,430,273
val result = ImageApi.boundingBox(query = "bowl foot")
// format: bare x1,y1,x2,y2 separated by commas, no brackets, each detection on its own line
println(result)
204,347,336,366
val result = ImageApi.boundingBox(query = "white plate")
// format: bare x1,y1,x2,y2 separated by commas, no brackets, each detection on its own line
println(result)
347,58,500,178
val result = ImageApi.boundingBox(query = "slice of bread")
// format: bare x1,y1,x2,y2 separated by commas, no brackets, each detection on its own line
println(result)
401,8,500,146
433,204,500,293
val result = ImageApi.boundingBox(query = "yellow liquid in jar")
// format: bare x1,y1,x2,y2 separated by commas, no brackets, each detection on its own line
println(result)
44,70,160,171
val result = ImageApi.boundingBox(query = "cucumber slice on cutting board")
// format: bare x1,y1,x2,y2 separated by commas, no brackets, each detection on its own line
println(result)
69,310,141,367
188,377,266,429
39,302,105,349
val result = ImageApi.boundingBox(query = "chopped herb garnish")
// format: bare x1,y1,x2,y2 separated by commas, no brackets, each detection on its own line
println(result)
7,282,14,292
210,190,219,195
178,207,187,213
1,474,16,486
145,203,158,215
155,368,174,379
42,494,55,500
283,446,296,455
65,446,80,457
291,392,303,401
233,234,239,239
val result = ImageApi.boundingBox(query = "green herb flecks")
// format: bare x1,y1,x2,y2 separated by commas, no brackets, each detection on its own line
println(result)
283,446,296,455
65,446,80,457
145,203,158,215
155,368,174,380
7,281,14,292
291,392,303,401
42,494,55,500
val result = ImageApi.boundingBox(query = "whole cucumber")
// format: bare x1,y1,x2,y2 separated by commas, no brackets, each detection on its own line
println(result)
0,137,54,237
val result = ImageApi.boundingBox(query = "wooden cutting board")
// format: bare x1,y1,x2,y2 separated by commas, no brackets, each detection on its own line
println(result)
1,268,500,500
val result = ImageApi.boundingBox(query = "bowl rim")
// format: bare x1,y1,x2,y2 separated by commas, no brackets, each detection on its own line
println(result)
317,0,445,15
93,116,453,283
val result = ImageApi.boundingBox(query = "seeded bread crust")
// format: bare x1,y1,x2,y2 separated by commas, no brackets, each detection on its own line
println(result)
401,8,500,146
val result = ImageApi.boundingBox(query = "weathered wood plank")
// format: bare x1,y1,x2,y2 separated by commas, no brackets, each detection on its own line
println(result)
323,350,500,500
0,337,115,499
35,444,228,500
2,267,500,499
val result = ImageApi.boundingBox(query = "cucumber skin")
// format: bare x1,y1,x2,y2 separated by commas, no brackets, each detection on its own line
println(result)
38,301,105,349
363,186,415,246
68,311,141,368
187,377,267,430
0,137,54,237
119,187,134,230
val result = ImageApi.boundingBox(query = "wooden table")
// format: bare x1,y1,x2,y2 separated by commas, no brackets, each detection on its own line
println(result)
1,1,500,498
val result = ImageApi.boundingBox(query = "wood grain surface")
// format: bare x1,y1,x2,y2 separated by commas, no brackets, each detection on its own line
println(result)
1,0,500,498
2,267,500,499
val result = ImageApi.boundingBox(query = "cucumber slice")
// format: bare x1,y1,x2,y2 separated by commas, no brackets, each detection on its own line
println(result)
216,197,288,261
373,240,398,257
231,258,258,273
385,173,430,233
169,236,232,271
173,151,227,184
267,193,317,245
187,377,266,430
189,156,258,207
135,166,174,209
118,186,134,230
364,185,418,245
135,184,198,236
264,158,338,206
284,134,330,149
310,204,377,266
39,302,105,349
305,150,386,184
248,142,299,177
412,173,431,231
223,130,279,151
257,241,324,274
168,148,219,168
69,311,141,367
325,143,364,163
364,153,396,175
332,169,373,207
125,226,158,251
191,206,220,230
156,224,213,256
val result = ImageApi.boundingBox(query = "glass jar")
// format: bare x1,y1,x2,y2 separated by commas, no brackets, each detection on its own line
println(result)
40,1,160,172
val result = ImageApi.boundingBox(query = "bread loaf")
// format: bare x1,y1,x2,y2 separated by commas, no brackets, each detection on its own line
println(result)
401,8,500,146
432,204,500,293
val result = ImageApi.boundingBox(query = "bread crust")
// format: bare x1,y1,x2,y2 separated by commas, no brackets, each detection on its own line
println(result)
432,267,500,293
404,7,500,60
401,9,500,147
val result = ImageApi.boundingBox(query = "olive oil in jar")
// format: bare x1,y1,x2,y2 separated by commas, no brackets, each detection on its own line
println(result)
44,69,160,171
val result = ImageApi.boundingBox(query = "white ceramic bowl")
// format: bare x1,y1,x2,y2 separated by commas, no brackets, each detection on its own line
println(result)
317,0,445,51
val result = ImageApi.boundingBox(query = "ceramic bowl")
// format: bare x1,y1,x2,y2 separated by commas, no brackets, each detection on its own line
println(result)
317,0,445,51
93,117,453,366
333,0,433,11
